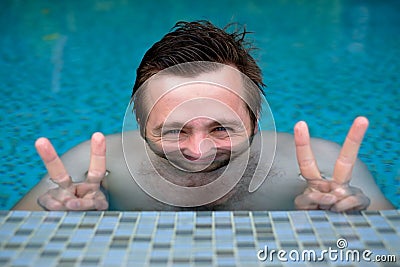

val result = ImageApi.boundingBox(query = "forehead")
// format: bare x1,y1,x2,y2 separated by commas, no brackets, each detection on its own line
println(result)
146,65,247,113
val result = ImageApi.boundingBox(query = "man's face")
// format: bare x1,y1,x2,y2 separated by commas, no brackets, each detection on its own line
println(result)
144,66,255,172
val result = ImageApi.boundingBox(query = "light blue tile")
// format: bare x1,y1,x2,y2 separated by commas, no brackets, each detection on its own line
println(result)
60,248,82,259
0,249,18,259
14,250,38,264
217,257,237,266
235,234,255,243
32,257,59,266
215,228,234,235
150,248,170,258
215,241,234,250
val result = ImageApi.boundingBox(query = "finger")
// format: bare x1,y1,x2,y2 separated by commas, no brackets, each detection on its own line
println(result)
48,187,76,204
306,179,331,193
333,116,369,184
38,193,68,211
65,192,108,210
86,132,106,184
294,121,321,181
65,198,96,210
295,191,337,210
330,194,370,212
75,182,100,198
35,138,72,189
331,183,357,200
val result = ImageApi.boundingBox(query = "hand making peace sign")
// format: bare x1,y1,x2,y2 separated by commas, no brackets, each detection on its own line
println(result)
35,132,108,210
294,116,371,212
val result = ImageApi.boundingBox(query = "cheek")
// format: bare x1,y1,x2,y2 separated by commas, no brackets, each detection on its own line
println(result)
162,143,180,154
152,137,183,154
212,138,232,149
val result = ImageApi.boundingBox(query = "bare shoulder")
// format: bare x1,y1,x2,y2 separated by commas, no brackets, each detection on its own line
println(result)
58,131,143,180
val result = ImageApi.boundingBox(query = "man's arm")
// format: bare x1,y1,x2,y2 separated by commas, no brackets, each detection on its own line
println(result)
12,175,56,210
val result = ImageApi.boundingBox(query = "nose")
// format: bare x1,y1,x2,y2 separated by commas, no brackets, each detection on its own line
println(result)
181,132,214,160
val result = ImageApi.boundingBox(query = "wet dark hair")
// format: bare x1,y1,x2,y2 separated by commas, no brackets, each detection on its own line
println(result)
131,20,265,136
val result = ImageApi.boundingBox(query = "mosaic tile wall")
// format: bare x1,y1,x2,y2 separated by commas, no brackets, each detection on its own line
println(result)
0,210,399,266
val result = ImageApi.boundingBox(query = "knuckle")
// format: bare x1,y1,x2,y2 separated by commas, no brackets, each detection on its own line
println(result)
87,170,105,181
336,155,355,167
299,158,317,169
87,170,104,177
333,186,349,197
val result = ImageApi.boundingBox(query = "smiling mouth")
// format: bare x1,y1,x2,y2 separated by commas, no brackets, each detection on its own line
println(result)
182,151,232,163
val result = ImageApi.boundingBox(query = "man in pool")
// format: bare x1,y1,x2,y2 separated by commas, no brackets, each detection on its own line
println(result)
13,21,393,211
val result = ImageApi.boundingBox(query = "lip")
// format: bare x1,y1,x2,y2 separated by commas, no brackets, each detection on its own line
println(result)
163,150,231,164
184,156,216,163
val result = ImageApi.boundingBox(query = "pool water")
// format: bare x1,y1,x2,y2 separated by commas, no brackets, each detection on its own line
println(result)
1,0,399,209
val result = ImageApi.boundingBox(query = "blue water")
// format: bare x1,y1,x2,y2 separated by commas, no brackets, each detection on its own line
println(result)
1,0,399,209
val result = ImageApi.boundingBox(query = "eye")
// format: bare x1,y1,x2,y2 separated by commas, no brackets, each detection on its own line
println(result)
163,129,181,135
211,127,232,139
213,126,228,132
